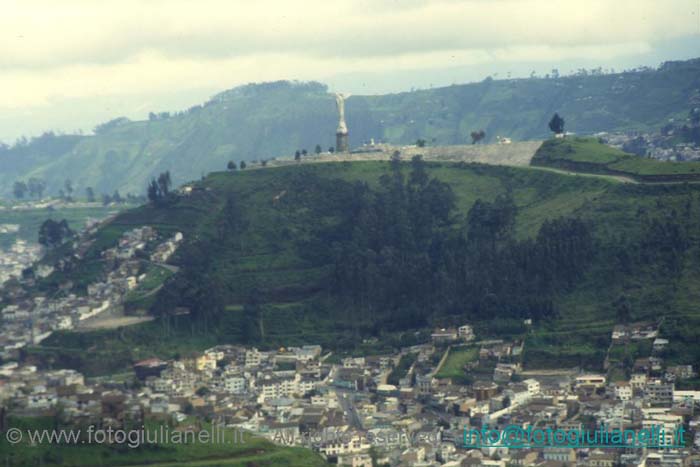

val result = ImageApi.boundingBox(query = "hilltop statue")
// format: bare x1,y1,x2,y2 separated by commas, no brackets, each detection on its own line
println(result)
335,93,349,153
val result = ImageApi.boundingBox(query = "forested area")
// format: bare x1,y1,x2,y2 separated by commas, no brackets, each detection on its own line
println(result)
144,157,699,348
323,156,595,331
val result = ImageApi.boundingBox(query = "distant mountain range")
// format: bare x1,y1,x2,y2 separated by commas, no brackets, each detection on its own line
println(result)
1,57,699,197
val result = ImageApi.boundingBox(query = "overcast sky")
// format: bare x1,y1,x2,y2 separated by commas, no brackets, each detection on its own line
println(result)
1,0,699,143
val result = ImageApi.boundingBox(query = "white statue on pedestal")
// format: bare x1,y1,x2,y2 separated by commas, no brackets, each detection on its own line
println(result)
335,93,348,135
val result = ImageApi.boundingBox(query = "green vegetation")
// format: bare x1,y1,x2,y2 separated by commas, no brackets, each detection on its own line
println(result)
35,156,700,375
30,330,212,376
606,340,652,381
532,137,700,182
387,353,418,385
0,205,120,248
2,58,700,197
435,346,478,384
38,218,74,248
0,417,327,467
676,377,700,390
124,264,175,312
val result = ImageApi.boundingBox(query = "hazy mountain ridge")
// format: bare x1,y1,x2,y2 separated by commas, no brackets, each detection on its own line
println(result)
2,58,699,197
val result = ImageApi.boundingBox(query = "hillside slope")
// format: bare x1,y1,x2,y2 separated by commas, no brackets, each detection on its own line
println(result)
35,153,700,375
533,137,700,182
2,58,699,197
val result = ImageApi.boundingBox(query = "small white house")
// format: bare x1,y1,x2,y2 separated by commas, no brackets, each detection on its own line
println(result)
458,324,475,341
614,382,633,401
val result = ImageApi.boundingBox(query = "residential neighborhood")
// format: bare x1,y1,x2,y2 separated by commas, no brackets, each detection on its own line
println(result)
2,335,699,466
1,310,699,466
0,225,183,361
598,131,700,162
1,4,700,465
0,236,42,286
2,219,700,466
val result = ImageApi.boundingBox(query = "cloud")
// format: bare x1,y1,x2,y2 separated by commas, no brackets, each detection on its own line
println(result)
0,0,697,128
2,0,697,66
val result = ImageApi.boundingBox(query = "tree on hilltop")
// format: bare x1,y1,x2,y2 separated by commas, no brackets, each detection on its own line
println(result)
470,130,486,144
27,178,46,198
147,171,172,203
147,180,159,203
64,179,74,201
13,181,27,199
157,171,171,197
549,113,565,135
38,219,74,248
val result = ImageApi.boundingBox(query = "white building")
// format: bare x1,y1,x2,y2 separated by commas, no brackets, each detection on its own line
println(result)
646,380,674,405
614,382,633,401
245,348,262,367
521,378,540,396
458,325,475,341
224,376,247,394
630,373,648,391
575,374,606,389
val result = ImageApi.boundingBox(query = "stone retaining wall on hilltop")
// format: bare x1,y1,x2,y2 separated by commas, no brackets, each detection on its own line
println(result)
267,141,544,168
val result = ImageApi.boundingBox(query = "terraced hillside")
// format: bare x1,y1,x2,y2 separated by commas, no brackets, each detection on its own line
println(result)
35,153,700,376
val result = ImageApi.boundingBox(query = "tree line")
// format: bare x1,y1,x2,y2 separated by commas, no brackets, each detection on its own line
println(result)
12,176,139,205
322,155,593,331
145,155,699,345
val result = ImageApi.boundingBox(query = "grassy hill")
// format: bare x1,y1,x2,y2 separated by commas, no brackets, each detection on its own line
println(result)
0,204,123,249
532,137,700,182
0,417,327,467
32,152,700,376
2,58,700,197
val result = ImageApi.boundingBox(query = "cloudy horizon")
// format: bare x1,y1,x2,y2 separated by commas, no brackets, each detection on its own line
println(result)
1,0,699,143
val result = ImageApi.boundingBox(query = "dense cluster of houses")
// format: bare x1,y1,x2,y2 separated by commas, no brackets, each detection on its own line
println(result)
0,226,183,362
599,132,700,162
2,325,699,467
0,238,42,286
2,220,700,466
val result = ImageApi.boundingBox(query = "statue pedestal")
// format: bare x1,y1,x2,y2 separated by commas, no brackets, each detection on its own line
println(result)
336,132,349,153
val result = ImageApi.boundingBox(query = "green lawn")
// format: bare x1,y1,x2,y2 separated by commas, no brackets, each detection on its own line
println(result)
0,205,124,249
124,263,175,312
0,417,327,467
532,137,700,181
387,352,418,385
435,346,478,382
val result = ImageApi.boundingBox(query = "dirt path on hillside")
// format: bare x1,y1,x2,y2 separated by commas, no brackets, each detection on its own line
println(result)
527,165,639,183
262,141,700,186
76,315,154,330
